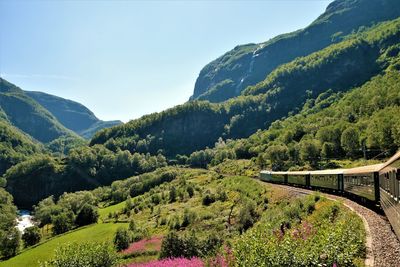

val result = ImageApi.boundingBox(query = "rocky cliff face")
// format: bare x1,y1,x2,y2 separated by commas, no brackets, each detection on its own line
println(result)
191,0,400,103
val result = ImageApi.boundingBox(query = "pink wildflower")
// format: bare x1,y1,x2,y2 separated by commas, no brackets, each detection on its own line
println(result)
122,236,163,254
127,257,204,267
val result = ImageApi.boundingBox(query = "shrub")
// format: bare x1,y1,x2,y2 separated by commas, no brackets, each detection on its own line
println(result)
114,227,131,251
40,242,118,267
52,212,74,235
181,209,197,228
75,204,99,227
159,231,183,259
169,186,177,203
129,219,137,231
22,226,41,247
238,201,258,232
187,185,195,198
126,257,203,267
202,194,216,206
160,231,222,259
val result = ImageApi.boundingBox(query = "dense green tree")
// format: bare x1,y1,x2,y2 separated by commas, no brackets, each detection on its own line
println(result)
75,204,99,227
0,188,18,259
265,144,289,171
22,226,41,247
113,227,130,251
341,127,360,158
52,212,75,235
0,227,21,259
34,196,61,227
299,139,321,167
321,142,336,159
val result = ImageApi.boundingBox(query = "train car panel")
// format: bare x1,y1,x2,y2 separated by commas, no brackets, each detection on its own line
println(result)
287,175,306,185
343,174,375,201
310,174,338,190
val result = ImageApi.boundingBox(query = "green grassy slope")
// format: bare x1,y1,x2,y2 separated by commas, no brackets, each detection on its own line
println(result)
0,223,127,267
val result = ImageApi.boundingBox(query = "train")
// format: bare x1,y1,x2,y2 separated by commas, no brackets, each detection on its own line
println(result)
259,151,400,239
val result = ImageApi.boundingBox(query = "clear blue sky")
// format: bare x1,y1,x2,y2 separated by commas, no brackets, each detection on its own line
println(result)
0,0,331,122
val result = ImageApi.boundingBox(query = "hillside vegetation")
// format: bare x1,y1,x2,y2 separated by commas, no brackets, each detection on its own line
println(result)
0,166,366,266
0,120,43,177
4,146,168,207
190,60,400,171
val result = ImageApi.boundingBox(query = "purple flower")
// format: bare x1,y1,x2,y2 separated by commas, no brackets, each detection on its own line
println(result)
127,257,204,267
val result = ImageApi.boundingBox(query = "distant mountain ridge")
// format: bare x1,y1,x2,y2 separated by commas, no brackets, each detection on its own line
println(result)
191,0,400,102
0,78,76,143
0,78,122,142
25,91,122,139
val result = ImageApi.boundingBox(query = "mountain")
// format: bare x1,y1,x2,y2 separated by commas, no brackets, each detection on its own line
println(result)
91,17,400,158
0,78,122,144
0,78,76,143
191,0,400,102
25,91,122,138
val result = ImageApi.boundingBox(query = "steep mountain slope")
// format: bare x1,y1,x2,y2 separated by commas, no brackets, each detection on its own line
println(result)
191,0,400,102
25,91,122,138
0,119,43,177
0,78,76,143
91,18,400,158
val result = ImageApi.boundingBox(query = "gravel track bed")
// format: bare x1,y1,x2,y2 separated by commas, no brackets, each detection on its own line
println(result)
267,183,400,267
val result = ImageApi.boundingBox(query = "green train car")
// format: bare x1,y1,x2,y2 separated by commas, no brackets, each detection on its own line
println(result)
259,151,400,240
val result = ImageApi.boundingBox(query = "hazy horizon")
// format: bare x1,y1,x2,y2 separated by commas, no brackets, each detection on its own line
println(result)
0,0,332,123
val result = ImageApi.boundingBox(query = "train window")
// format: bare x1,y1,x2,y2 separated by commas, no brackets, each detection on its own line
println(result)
344,174,375,201
310,175,338,189
287,175,306,185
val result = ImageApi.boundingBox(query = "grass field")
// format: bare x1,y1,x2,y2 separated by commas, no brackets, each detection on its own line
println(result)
0,222,127,267
99,200,127,221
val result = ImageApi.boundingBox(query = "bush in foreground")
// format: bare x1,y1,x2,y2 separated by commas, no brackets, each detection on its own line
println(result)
234,196,365,266
40,242,118,267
